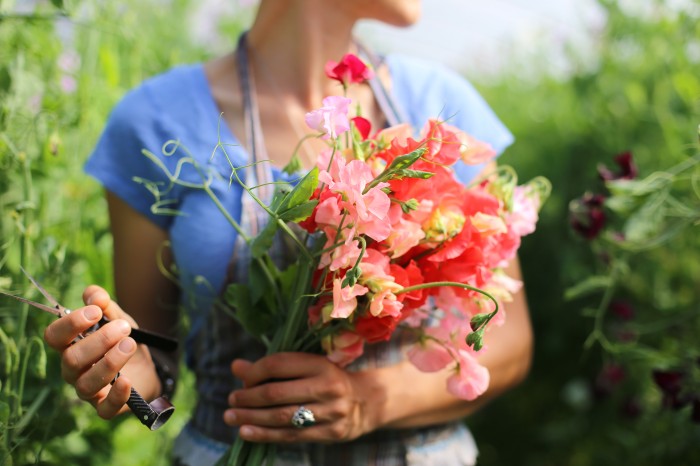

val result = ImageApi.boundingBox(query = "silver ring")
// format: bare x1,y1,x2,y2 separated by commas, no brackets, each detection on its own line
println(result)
290,406,315,428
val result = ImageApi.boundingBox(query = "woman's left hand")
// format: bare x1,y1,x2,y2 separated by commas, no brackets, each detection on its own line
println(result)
224,353,381,443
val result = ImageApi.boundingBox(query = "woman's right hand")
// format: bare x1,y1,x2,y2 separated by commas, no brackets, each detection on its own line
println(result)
43,285,160,420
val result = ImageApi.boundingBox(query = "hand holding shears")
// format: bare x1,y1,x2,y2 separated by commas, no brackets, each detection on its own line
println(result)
0,268,177,430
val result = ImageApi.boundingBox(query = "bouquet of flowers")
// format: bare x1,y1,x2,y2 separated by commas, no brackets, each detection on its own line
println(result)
144,54,548,465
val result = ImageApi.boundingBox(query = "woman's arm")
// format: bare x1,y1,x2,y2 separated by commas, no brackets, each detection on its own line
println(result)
43,192,180,416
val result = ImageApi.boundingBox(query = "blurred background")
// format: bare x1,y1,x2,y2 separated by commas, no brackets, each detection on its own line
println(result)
1,0,699,465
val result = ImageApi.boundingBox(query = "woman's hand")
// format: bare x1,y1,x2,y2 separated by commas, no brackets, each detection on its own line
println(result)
224,353,382,443
43,285,160,420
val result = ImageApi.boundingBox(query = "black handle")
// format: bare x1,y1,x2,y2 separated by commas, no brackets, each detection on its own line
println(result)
126,386,175,431
96,317,178,352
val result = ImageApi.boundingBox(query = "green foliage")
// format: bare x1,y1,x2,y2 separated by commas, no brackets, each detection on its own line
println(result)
470,2,700,465
0,0,219,464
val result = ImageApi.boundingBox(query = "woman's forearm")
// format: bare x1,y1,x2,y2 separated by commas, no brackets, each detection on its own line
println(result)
361,257,533,430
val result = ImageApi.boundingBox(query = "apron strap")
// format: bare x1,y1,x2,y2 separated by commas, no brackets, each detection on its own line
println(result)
355,39,409,128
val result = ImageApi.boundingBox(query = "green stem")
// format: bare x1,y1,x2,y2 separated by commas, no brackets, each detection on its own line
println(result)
583,263,621,352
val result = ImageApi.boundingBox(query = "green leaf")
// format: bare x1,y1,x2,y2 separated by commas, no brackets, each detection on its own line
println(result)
30,337,47,379
278,263,299,302
385,147,426,172
393,169,434,180
278,200,318,223
622,191,667,243
250,220,279,259
224,284,273,339
279,167,319,213
50,0,65,9
249,257,278,312
564,275,613,300
282,154,302,175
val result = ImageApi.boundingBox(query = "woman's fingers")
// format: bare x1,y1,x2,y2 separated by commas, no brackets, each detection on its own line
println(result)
228,377,321,409
60,319,132,383
95,374,133,420
44,305,103,351
83,285,137,327
231,353,328,387
72,336,137,401
228,353,370,442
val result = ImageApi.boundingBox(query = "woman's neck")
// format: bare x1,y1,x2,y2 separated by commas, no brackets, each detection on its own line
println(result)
246,0,359,109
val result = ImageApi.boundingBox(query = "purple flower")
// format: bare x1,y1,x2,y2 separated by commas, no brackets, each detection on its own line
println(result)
652,369,691,410
594,363,626,398
610,300,635,321
598,151,638,181
570,193,606,239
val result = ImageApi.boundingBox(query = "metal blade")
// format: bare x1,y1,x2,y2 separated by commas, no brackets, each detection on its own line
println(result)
19,266,62,309
0,290,63,317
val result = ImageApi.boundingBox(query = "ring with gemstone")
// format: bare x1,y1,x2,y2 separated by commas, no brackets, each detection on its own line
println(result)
290,406,316,428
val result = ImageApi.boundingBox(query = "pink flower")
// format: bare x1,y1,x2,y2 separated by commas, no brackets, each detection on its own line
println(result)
305,96,352,140
446,126,497,165
446,349,490,400
331,276,368,319
385,217,425,259
507,186,540,237
325,53,374,86
470,213,507,237
329,238,362,272
407,339,454,372
369,288,403,318
319,158,391,242
323,331,365,367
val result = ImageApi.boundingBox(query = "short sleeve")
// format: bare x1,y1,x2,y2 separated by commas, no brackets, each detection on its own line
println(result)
386,55,514,184
84,85,178,230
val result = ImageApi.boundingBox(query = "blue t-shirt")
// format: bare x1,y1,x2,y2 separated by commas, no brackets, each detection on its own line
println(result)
85,54,513,336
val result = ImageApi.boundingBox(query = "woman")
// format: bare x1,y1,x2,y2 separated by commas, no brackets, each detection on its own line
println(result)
43,1,533,464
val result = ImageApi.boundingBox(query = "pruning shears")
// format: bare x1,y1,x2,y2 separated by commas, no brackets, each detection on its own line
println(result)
0,267,177,430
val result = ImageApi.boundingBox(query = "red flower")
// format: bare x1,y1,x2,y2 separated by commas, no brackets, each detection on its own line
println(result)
325,54,374,87
389,261,426,312
351,116,371,140
354,314,398,343
570,193,606,240
598,151,638,181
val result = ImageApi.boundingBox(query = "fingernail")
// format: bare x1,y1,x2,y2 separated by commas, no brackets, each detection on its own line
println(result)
224,410,236,424
84,306,101,321
239,426,253,437
116,320,131,335
118,338,135,353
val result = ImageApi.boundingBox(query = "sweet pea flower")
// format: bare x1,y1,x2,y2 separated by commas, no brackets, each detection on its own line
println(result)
446,349,490,400
323,331,365,367
598,151,638,181
507,185,541,237
305,96,352,140
331,276,368,319
319,158,391,242
325,53,374,87
470,212,507,237
407,339,454,373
